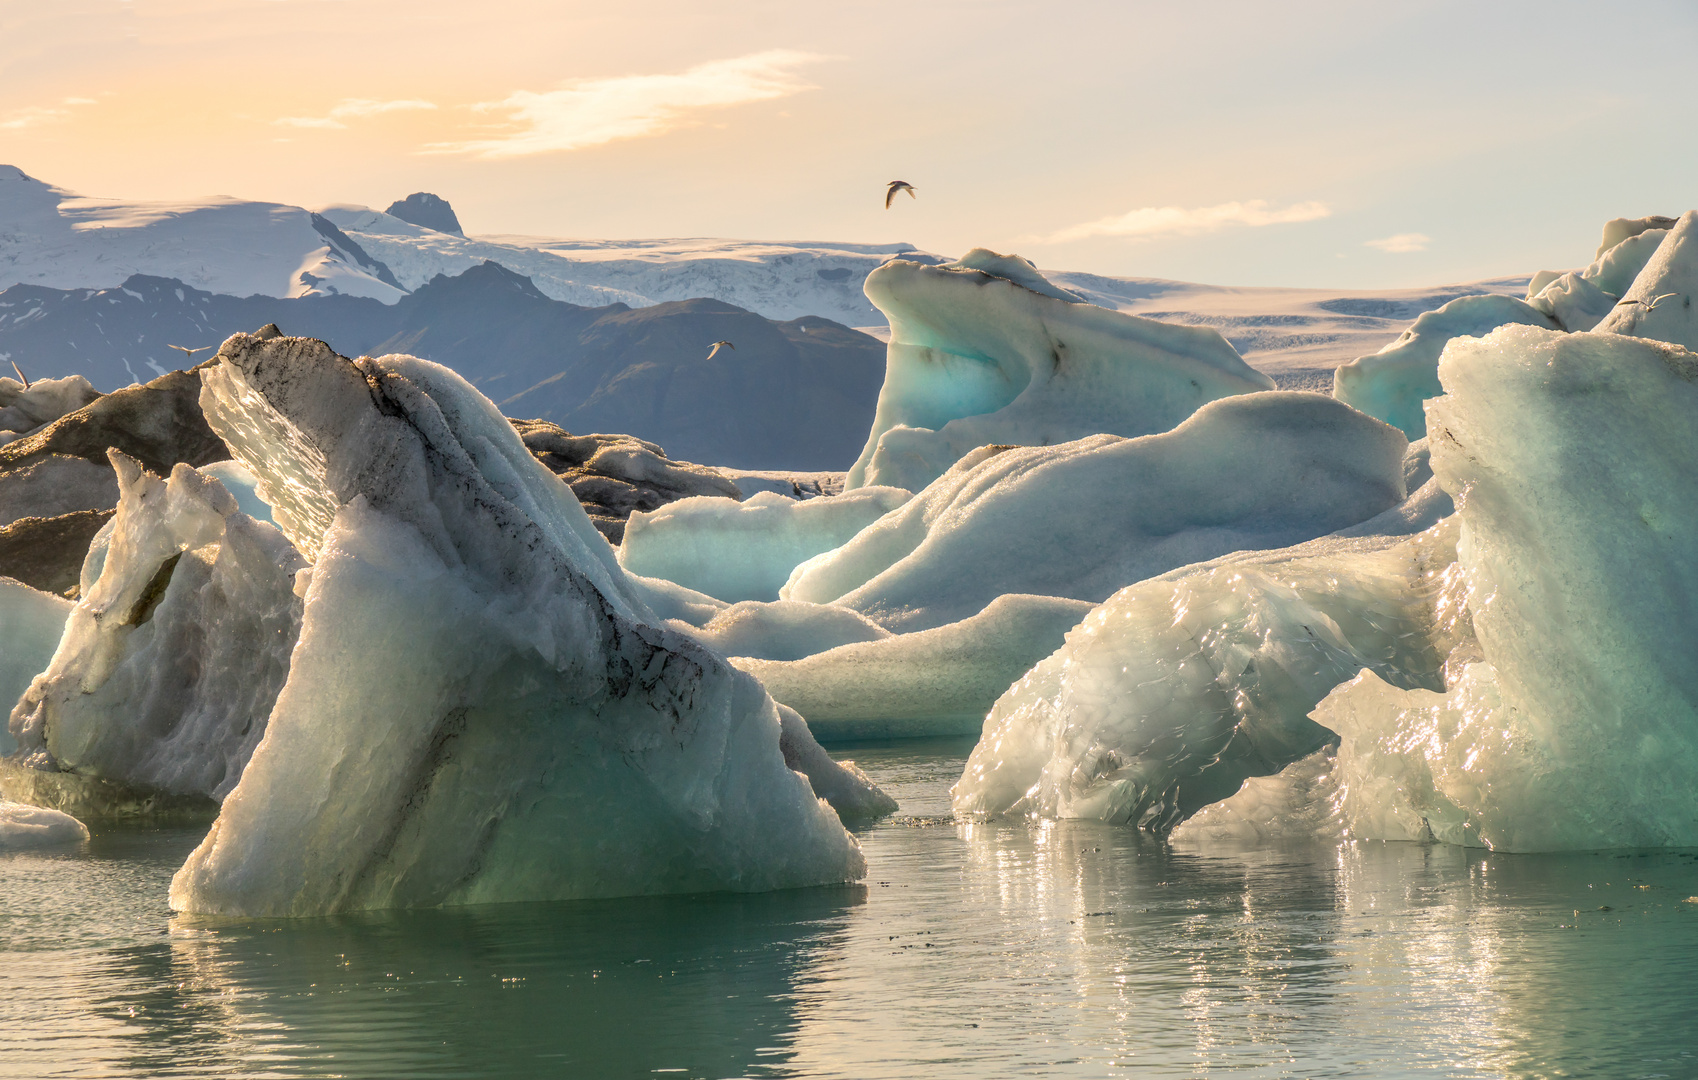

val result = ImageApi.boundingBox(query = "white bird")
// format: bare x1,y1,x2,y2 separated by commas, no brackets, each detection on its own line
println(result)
706,340,735,361
885,180,916,209
1619,292,1679,311
9,360,27,389
167,344,213,359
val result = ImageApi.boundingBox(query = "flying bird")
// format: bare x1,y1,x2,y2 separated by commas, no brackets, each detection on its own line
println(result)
706,340,735,361
1619,292,1679,311
885,181,916,209
9,360,27,389
167,344,213,359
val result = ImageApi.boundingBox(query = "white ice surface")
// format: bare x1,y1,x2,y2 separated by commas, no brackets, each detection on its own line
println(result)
791,393,1408,634
846,250,1275,491
619,486,911,603
0,166,402,303
172,334,877,915
0,800,87,847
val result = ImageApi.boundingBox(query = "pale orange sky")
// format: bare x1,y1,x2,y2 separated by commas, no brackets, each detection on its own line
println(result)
3,0,1695,287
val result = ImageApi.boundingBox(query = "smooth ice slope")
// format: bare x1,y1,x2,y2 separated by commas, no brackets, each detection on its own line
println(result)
0,578,71,756
846,250,1274,491
1333,295,1556,439
620,486,911,603
6,452,305,815
1313,325,1698,851
790,393,1407,633
172,333,870,915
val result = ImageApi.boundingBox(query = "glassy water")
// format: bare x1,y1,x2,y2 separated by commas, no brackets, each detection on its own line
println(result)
4,737,1697,1079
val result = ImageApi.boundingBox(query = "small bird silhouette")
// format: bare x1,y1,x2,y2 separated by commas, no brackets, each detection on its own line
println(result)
167,344,213,359
706,340,735,361
885,180,916,209
1619,292,1679,311
9,360,28,389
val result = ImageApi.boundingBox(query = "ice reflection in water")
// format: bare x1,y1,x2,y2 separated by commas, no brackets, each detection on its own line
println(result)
2,737,1697,1078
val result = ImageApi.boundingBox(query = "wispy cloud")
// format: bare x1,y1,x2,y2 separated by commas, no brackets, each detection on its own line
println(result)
0,96,96,131
275,98,437,130
424,50,824,158
1364,232,1430,253
1044,199,1331,243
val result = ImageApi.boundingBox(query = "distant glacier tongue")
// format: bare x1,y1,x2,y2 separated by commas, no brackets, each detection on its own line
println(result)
171,334,866,916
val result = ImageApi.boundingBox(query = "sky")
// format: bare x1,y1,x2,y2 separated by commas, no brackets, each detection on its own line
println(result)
2,0,1695,289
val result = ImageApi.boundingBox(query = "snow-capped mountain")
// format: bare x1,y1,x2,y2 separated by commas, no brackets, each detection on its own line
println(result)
0,166,404,302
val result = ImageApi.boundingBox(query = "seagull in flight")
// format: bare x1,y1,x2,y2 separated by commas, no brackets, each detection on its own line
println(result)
1618,292,1679,311
9,360,28,389
706,340,735,361
885,181,916,209
167,344,213,359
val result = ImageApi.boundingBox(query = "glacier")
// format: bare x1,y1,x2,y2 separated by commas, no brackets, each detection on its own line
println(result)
845,249,1275,492
169,332,874,915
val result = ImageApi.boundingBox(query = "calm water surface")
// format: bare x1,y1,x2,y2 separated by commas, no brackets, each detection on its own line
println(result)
3,737,1697,1079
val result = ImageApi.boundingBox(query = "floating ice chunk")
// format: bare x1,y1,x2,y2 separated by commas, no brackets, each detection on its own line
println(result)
1314,324,1698,851
1333,294,1556,438
5,450,305,818
0,800,87,847
171,334,871,915
846,250,1273,491
1527,271,1617,332
951,516,1468,830
1592,209,1698,349
735,593,1093,740
620,486,911,603
0,578,71,756
789,393,1407,633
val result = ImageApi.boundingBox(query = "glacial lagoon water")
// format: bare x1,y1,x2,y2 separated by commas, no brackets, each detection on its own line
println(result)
3,737,1697,1079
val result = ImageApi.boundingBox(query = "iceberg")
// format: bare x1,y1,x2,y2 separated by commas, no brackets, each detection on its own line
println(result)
846,249,1274,491
0,799,87,848
790,392,1407,633
170,333,871,916
968,320,1698,851
620,486,912,603
1593,209,1697,350
0,374,100,442
5,451,304,819
951,515,1467,830
1313,324,1698,851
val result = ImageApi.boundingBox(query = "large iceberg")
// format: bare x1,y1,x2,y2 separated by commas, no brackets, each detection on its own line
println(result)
170,333,872,916
962,320,1698,851
846,249,1274,491
1313,325,1698,851
4,451,303,819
